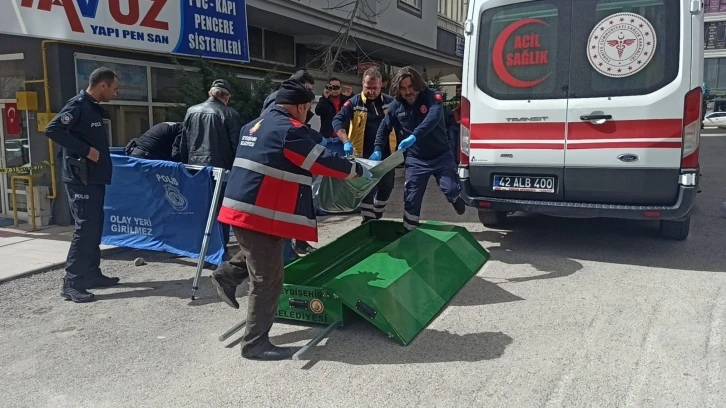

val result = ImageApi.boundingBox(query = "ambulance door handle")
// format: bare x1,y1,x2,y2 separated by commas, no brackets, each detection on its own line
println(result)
580,114,612,121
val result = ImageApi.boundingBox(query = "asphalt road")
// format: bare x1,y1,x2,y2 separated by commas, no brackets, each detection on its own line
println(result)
2,136,726,408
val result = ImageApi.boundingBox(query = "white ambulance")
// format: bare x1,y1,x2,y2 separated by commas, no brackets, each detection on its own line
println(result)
458,0,704,240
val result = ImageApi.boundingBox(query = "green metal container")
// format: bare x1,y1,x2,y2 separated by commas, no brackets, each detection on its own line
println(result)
278,220,490,346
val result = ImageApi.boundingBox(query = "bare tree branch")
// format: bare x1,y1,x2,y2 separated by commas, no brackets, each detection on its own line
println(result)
300,0,392,78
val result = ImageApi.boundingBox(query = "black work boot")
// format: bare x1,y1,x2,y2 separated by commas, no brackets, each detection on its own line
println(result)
210,273,239,309
60,283,96,303
452,197,466,215
293,240,315,255
86,274,120,289
242,341,295,361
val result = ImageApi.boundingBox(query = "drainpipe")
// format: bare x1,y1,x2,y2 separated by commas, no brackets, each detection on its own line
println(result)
24,40,57,200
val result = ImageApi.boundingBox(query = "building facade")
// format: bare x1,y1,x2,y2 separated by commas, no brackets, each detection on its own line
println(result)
704,3,726,111
0,0,466,227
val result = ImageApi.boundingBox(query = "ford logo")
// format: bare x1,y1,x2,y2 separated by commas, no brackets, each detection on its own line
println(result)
617,154,639,163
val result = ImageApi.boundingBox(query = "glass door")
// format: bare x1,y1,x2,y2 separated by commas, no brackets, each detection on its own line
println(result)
0,103,5,215
1,103,29,217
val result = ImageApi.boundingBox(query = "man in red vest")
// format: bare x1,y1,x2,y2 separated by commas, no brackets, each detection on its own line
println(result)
214,80,371,361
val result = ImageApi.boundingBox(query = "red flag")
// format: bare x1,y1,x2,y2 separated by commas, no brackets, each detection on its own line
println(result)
5,103,20,135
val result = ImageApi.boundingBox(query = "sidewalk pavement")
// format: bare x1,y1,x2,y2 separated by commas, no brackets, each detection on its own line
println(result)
0,225,117,283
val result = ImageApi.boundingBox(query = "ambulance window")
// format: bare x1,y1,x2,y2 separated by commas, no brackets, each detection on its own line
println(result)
476,0,571,100
568,0,680,98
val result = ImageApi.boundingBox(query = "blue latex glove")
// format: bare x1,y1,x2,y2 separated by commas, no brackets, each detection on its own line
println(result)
369,151,382,161
398,135,417,150
344,141,353,155
362,169,374,180
319,137,328,147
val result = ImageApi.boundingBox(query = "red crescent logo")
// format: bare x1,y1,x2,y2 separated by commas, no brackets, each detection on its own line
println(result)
492,18,551,88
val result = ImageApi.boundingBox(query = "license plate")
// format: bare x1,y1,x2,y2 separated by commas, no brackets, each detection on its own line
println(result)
493,175,555,193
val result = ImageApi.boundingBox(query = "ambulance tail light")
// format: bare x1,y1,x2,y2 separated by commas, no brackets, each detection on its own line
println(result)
460,96,471,166
681,87,702,169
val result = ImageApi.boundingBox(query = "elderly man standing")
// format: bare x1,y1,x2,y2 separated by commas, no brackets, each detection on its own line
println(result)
214,80,371,360
178,79,243,249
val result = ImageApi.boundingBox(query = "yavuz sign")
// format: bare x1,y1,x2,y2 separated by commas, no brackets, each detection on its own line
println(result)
3,0,250,63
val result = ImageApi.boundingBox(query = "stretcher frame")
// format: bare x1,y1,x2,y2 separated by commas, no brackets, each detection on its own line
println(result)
188,164,227,300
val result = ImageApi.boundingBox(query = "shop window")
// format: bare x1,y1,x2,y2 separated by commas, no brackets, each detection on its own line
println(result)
151,67,180,103
705,0,726,14
263,30,295,65
248,26,264,59
704,57,726,92
76,58,148,102
105,105,150,147
0,59,24,100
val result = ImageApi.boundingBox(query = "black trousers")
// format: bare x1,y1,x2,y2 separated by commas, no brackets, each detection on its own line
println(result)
214,182,231,248
360,169,395,222
215,227,285,353
64,183,106,288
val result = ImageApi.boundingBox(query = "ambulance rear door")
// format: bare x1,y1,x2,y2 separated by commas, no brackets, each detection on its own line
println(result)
466,0,572,201
563,0,691,205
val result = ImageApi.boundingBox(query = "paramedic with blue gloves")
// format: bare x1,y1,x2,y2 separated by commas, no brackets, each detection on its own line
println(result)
44,67,121,303
332,67,400,224
370,66,466,232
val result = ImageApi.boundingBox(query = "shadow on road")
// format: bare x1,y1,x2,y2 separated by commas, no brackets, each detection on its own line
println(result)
475,208,724,274
267,321,513,366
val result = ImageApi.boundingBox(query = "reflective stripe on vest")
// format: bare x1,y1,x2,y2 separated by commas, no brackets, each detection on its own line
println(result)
233,157,312,185
301,144,325,170
222,198,317,228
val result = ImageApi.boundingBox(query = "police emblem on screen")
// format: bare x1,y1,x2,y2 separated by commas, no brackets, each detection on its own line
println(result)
164,184,188,212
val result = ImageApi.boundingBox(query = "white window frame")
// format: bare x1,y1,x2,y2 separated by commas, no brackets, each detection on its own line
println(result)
400,0,422,9
73,53,272,136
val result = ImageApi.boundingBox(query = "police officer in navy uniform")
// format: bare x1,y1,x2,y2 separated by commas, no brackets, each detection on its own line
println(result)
370,66,466,232
213,80,371,360
45,67,120,303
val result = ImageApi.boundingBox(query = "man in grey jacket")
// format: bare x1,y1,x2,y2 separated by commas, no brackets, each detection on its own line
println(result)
179,79,243,248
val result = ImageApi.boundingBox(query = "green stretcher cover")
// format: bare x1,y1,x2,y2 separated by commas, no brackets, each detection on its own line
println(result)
312,150,404,213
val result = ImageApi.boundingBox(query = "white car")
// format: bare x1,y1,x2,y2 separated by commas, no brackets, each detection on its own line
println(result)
702,111,726,128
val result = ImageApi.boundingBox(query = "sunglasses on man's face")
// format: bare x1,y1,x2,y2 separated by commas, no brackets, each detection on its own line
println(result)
326,84,341,90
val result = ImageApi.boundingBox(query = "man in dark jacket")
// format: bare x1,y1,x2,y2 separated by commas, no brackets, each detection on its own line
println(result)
179,79,243,247
125,121,183,162
370,66,466,233
261,70,316,126
178,79,243,170
315,77,352,155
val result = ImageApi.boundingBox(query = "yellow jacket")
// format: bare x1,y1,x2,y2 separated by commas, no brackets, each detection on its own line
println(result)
333,92,397,157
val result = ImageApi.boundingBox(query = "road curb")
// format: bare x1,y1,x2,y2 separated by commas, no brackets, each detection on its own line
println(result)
0,246,128,285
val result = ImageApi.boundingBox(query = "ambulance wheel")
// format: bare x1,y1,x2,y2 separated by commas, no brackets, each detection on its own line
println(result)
478,209,508,227
659,216,690,241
